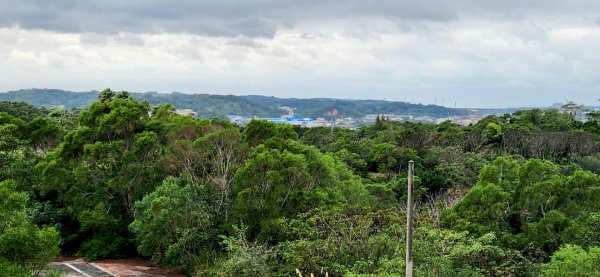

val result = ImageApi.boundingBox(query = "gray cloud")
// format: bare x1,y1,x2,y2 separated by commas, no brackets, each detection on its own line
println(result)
113,33,145,46
79,33,109,45
227,36,265,48
0,0,281,37
2,0,600,107
2,0,599,38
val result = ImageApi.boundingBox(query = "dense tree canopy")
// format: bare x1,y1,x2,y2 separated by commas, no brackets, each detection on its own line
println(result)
3,92,600,276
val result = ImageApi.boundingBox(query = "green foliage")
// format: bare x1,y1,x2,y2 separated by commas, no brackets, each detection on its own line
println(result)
0,113,27,150
444,156,600,256
0,101,48,121
27,116,66,152
577,212,600,247
576,154,600,174
131,175,217,271
35,90,164,258
482,122,502,145
232,138,370,240
277,208,537,276
0,180,60,276
78,90,151,140
542,245,600,276
5,89,600,276
215,225,276,277
365,184,397,210
507,109,577,131
77,203,130,260
444,182,511,235
275,209,403,275
242,119,298,147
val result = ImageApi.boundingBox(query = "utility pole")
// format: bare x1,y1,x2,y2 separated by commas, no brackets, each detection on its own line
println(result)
406,160,414,277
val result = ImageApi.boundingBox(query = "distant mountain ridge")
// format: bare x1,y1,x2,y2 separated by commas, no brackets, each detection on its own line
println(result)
0,89,282,118
241,95,470,118
1,88,485,118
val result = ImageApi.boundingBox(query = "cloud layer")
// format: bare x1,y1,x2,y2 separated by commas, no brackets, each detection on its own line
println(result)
2,0,600,37
1,0,599,107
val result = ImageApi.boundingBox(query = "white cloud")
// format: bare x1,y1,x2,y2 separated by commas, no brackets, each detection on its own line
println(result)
1,7,600,107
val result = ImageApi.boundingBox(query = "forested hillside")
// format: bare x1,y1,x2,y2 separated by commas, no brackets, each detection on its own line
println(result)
1,88,473,119
241,95,471,118
2,89,600,276
0,89,282,118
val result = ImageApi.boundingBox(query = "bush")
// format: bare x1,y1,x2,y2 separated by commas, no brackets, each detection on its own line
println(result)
0,180,60,276
216,225,275,277
130,175,217,271
542,245,600,276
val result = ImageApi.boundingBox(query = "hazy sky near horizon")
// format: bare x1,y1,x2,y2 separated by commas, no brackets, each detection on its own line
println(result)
1,0,599,107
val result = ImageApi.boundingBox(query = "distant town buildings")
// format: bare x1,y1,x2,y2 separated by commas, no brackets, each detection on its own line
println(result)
226,113,489,128
180,103,560,128
438,115,487,126
227,114,317,126
175,109,197,117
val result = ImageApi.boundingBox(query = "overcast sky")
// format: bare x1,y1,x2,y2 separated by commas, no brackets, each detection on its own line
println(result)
1,0,599,107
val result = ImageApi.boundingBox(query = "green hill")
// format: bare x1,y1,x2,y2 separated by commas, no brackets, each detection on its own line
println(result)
0,89,282,118
1,88,476,118
242,95,470,118
0,89,98,109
